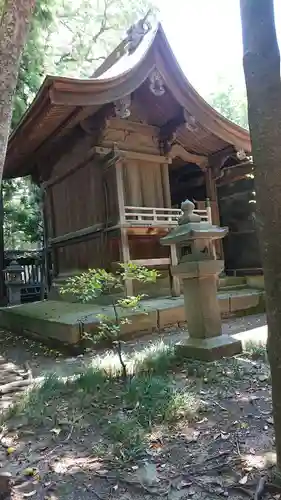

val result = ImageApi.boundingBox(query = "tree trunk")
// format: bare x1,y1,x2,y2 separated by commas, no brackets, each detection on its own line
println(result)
0,189,6,306
0,0,36,183
240,0,281,470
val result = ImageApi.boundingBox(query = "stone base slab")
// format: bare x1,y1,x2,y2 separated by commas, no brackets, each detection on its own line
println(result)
175,335,243,361
0,288,264,349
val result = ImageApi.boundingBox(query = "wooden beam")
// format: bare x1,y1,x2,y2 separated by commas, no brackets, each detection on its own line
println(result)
208,146,236,179
105,118,159,136
43,146,97,189
161,162,172,208
205,168,223,260
95,146,172,164
40,187,51,296
49,223,104,245
217,161,254,185
159,110,186,154
115,158,126,224
126,227,169,236
115,158,133,296
49,187,59,277
127,258,171,267
169,144,208,168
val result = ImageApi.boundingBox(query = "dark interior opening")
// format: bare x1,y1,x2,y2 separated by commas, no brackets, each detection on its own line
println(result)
169,159,206,208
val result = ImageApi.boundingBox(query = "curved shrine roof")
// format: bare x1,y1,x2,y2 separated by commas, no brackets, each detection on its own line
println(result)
4,22,251,179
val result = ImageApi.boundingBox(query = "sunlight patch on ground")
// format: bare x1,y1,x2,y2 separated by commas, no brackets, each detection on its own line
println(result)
51,455,103,474
242,451,276,470
234,325,267,346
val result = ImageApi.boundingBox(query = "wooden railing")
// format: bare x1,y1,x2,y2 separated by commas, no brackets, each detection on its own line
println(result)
122,205,211,226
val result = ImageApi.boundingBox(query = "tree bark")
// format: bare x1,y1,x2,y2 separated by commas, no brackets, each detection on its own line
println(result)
0,188,6,306
0,0,36,183
240,0,281,470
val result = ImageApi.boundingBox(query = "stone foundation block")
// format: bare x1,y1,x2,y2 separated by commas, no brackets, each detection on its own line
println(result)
230,293,260,313
219,296,230,314
175,334,242,362
158,306,185,328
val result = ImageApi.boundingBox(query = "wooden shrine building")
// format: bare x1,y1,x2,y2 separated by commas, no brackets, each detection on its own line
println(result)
3,21,252,297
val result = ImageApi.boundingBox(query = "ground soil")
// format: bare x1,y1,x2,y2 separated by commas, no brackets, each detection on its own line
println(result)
0,313,278,500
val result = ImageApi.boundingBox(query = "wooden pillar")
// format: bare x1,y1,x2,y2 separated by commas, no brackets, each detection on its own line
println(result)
49,187,59,278
161,163,172,208
115,159,133,296
40,186,52,298
205,167,224,260
161,163,179,294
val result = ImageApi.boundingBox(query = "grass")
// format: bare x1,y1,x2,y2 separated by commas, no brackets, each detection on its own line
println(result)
2,360,201,463
244,340,267,361
1,339,266,463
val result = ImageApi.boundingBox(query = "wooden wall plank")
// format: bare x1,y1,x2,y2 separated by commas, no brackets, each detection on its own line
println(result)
52,159,105,237
123,159,142,206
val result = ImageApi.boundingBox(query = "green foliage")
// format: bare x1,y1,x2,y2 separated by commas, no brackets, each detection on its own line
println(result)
3,178,42,248
61,268,122,303
61,263,159,303
12,0,57,129
3,0,56,249
61,263,160,378
244,340,267,362
7,0,155,248
48,0,157,77
206,77,249,129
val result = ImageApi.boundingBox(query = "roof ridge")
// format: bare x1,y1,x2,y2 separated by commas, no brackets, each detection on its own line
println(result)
92,12,158,79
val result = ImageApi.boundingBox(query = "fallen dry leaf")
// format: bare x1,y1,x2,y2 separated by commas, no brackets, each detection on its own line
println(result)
221,433,230,440
239,475,248,485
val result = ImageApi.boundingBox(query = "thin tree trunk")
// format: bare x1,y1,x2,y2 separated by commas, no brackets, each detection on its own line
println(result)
0,0,36,183
0,188,6,305
240,0,281,471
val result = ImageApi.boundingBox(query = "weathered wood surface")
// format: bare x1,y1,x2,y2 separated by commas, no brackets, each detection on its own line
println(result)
42,108,216,278
218,176,261,272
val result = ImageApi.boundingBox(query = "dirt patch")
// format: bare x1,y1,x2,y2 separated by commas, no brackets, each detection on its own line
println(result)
0,312,276,500
0,359,276,499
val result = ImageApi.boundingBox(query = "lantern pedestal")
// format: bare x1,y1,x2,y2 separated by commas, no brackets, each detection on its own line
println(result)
6,284,22,307
4,260,24,306
176,335,243,362
161,200,242,361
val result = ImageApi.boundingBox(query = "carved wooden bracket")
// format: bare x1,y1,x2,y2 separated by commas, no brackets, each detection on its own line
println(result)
114,95,131,119
169,144,208,169
208,146,237,179
80,104,114,135
216,160,254,186
183,110,198,132
159,107,201,155
158,110,186,155
149,69,165,96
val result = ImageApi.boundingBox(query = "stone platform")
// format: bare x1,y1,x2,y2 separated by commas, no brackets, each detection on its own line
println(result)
0,288,265,346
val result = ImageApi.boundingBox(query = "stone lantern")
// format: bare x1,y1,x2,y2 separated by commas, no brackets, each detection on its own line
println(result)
161,199,242,361
4,260,24,306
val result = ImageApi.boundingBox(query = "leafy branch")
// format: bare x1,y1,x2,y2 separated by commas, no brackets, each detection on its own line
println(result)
61,263,160,380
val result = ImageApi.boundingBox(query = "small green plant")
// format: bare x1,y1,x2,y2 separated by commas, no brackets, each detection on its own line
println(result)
244,340,267,361
61,263,159,379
